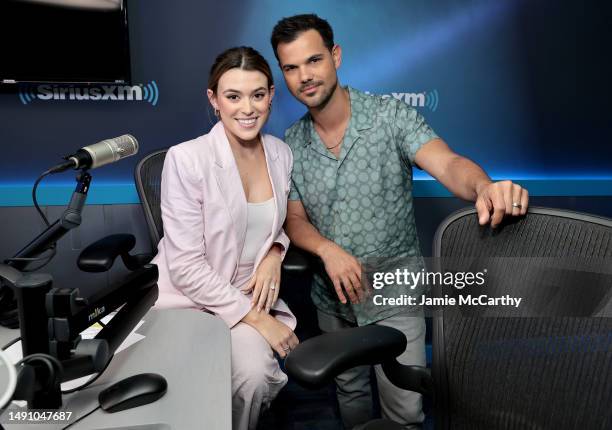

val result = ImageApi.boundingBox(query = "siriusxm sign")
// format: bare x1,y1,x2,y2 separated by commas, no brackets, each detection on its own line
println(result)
365,89,439,112
18,81,159,106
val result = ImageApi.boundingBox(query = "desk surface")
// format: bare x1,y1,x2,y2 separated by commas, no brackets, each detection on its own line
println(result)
1,309,231,430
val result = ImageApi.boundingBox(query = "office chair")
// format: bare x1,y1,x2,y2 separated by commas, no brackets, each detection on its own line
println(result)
134,149,167,254
285,207,612,430
68,150,162,274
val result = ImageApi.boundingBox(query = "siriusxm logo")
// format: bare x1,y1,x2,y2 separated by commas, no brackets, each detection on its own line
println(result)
365,89,439,112
18,81,159,106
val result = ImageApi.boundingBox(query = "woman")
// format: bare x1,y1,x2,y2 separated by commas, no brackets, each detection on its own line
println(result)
152,47,299,430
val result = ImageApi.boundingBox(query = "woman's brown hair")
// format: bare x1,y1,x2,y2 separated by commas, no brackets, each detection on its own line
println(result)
208,46,274,94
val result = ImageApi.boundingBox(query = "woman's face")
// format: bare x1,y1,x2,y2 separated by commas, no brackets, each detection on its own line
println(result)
208,68,274,145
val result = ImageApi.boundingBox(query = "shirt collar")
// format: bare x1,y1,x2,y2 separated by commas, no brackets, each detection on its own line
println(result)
303,86,375,148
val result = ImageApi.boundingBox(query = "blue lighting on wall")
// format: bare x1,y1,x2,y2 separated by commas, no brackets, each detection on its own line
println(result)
1,177,610,207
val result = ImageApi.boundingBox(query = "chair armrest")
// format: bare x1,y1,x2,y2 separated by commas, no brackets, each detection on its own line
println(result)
78,234,151,272
281,246,311,275
381,361,433,397
285,325,407,389
281,245,328,277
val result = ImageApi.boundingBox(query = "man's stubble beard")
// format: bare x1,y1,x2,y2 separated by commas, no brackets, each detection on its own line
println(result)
304,76,339,111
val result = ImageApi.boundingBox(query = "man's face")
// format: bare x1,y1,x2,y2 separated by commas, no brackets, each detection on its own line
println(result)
276,29,341,109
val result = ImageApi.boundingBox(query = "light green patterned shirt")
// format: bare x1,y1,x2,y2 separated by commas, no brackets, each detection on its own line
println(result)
285,87,438,325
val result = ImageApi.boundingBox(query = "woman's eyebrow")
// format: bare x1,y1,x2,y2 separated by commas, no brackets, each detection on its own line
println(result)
222,87,266,94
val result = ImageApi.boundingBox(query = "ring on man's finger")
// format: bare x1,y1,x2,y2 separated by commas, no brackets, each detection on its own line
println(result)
270,283,276,291
512,202,522,209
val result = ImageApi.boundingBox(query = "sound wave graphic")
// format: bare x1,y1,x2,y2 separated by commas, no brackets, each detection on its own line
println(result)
142,81,159,106
17,81,160,106
18,84,37,105
425,89,439,112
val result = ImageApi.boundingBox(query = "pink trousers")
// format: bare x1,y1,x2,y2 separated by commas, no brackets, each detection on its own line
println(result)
230,321,288,430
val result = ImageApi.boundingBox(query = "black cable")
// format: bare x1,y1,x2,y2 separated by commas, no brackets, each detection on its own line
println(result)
32,168,54,227
61,405,101,430
1,336,20,350
17,354,62,373
16,354,63,392
61,354,114,395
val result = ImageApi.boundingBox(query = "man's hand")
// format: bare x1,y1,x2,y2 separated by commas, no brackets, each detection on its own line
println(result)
285,200,364,304
475,180,529,227
414,140,529,228
318,241,364,304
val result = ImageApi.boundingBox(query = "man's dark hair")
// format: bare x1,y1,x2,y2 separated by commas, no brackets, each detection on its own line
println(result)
270,14,334,61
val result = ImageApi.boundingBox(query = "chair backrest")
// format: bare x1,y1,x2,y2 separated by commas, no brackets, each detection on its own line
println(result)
432,207,612,430
134,149,167,253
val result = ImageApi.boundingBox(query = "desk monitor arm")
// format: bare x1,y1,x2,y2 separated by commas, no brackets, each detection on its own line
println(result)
12,264,158,409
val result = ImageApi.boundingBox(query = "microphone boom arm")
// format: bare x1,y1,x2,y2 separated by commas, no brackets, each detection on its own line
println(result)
7,171,91,272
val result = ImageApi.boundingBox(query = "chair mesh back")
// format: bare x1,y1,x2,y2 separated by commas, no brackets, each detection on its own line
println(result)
433,207,612,430
134,150,167,252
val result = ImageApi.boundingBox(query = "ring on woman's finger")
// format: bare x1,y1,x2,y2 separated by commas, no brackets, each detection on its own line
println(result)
270,283,276,291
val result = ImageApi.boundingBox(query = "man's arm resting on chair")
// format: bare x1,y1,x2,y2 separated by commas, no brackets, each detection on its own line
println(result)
415,138,529,227
285,200,364,304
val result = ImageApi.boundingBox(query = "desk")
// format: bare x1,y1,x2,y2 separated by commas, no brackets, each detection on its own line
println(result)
1,309,231,429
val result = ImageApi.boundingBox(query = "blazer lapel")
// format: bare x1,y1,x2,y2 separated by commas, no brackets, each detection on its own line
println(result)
210,122,248,267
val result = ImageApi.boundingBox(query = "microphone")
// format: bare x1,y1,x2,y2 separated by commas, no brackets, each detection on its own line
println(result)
50,135,139,173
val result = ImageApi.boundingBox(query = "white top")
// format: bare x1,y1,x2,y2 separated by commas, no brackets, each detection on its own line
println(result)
239,198,275,264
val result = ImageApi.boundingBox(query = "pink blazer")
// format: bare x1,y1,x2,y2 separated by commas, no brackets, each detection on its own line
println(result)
152,122,296,329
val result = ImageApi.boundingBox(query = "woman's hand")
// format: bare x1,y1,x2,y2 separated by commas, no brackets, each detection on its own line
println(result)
242,310,299,358
241,244,282,313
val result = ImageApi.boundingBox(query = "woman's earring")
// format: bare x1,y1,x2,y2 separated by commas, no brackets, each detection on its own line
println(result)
214,108,220,118
269,101,272,112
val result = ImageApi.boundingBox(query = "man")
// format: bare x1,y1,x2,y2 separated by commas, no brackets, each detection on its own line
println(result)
271,14,529,429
